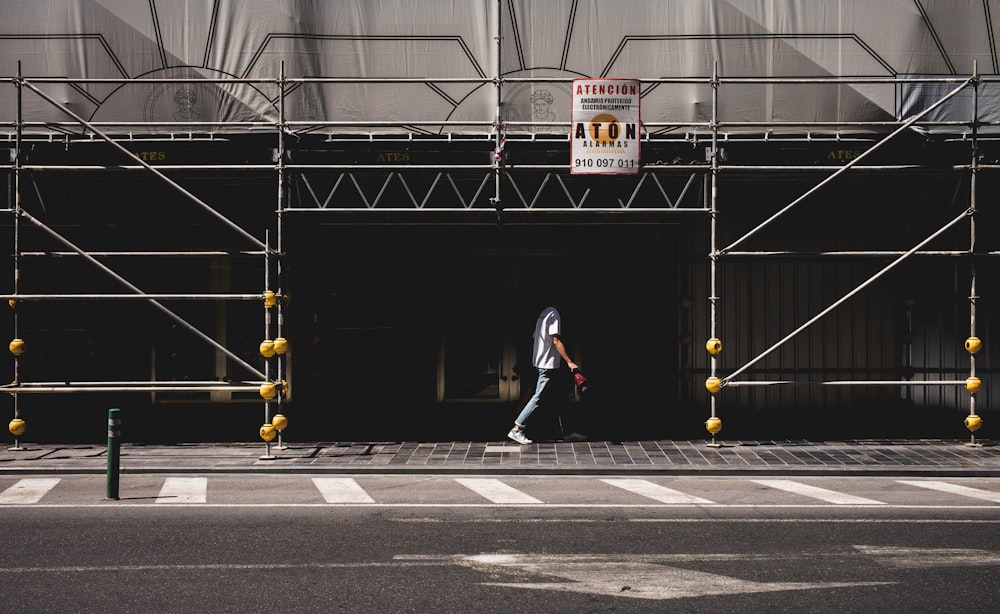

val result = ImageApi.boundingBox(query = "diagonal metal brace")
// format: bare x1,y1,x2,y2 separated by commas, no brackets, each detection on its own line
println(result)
19,78,267,251
18,209,266,380
723,208,974,386
722,77,973,254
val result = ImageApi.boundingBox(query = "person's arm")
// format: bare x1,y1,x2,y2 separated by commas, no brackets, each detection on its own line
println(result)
552,334,578,371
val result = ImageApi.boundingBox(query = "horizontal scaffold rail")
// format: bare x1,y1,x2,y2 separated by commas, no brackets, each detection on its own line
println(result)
721,250,1000,258
8,126,997,142
2,163,998,174
1,294,267,301
14,251,267,257
1,383,265,394
724,380,969,387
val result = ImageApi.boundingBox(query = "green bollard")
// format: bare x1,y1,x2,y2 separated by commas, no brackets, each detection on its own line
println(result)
106,408,122,500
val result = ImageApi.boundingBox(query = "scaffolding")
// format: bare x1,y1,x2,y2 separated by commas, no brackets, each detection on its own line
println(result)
2,54,996,448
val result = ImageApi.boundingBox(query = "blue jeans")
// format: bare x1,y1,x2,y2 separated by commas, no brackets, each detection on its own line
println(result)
515,368,557,428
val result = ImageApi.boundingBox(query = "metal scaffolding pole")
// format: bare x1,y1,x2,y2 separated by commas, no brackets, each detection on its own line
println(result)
260,61,286,460
267,60,290,455
8,61,24,451
274,60,289,453
706,62,722,447
966,62,981,447
491,0,503,221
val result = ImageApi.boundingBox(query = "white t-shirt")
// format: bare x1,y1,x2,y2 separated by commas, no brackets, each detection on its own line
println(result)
532,307,562,369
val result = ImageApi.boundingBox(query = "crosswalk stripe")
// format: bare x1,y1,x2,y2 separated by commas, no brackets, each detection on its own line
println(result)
751,479,885,505
0,478,61,504
602,478,716,504
5,476,998,507
897,480,1000,503
312,478,376,503
156,477,207,503
455,478,543,504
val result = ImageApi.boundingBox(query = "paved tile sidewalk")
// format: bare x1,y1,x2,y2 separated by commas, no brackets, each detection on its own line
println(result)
2,438,998,475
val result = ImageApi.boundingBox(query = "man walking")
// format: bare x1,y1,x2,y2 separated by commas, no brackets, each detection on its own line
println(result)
507,305,577,445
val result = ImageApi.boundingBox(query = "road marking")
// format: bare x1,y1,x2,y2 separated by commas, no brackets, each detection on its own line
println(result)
6,503,1000,511
897,480,1000,503
312,478,375,503
0,561,447,574
398,518,1000,524
156,477,207,503
751,479,885,505
4,476,999,508
0,478,60,504
448,554,890,600
455,478,542,504
602,479,716,505
855,545,1000,568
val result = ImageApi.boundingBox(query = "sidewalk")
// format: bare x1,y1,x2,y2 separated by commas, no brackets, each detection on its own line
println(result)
2,438,999,476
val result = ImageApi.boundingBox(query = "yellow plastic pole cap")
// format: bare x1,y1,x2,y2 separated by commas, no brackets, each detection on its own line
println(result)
965,337,983,354
965,414,983,432
965,376,982,393
705,416,723,435
259,423,277,441
705,338,722,355
272,337,288,355
259,382,277,400
8,417,26,436
271,413,288,431
264,291,277,308
705,376,722,393
8,338,25,355
259,340,275,358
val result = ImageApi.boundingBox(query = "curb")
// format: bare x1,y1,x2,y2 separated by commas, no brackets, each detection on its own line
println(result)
3,440,999,478
3,464,1000,478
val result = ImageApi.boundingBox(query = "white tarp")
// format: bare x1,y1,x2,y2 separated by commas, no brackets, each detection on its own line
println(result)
0,0,997,135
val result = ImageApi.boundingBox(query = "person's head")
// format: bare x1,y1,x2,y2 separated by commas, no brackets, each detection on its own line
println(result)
174,89,197,104
174,88,197,111
531,90,554,115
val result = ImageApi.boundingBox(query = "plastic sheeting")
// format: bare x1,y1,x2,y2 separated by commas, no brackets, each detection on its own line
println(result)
1,0,998,135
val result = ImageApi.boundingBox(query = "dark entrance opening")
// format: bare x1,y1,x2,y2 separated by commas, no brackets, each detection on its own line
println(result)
286,221,684,442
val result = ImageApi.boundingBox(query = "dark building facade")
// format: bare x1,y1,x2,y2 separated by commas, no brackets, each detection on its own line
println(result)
1,1,995,444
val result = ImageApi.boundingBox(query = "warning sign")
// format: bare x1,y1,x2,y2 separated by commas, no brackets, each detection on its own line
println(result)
571,79,640,175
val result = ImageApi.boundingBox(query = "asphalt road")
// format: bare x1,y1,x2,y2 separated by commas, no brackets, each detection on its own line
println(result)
2,475,999,613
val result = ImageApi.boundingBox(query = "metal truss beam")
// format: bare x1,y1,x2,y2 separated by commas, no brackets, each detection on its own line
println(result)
290,170,707,211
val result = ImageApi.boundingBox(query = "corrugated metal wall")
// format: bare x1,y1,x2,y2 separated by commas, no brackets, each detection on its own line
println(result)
679,172,995,436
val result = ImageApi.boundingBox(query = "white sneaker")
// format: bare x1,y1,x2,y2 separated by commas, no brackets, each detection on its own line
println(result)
507,428,532,445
